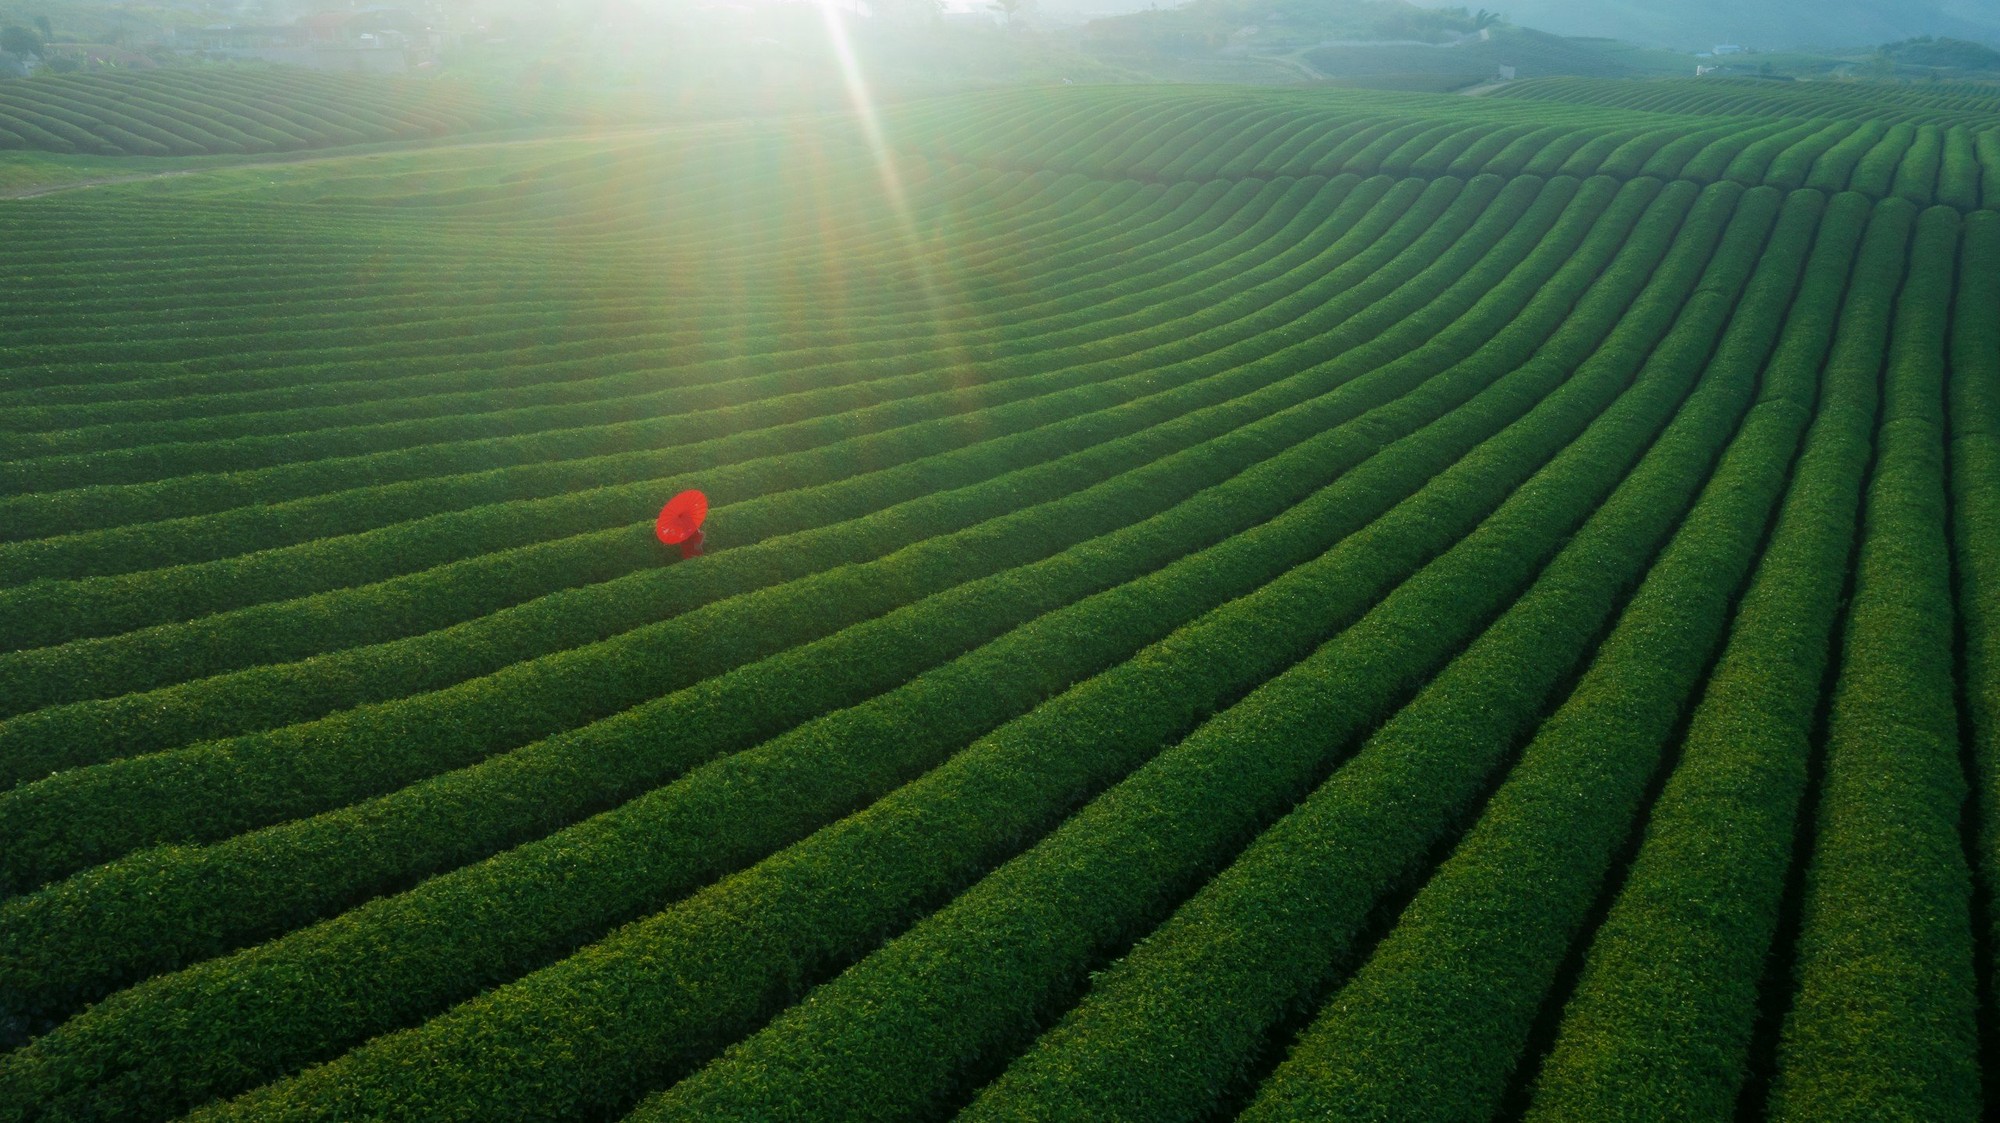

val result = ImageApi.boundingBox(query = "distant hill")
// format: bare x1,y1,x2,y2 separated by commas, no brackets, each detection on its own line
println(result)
1881,36,2000,74
1084,0,1503,54
1405,0,2000,51
1078,0,1691,90
1302,27,1688,90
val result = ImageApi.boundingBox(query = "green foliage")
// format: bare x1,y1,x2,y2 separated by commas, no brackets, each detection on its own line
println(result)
1523,191,1894,1120
1497,75,2000,126
1764,203,1980,1122
892,85,1995,210
1303,27,1683,89
0,78,1991,1123
0,174,1478,890
0,67,535,157
0,24,37,59
214,175,1691,1123
1979,130,2000,211
970,184,1821,1123
1224,183,1783,1121
1950,212,2000,1069
1881,36,2000,74
1,174,1551,1032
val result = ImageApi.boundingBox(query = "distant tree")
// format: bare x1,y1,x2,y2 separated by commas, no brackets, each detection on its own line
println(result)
877,0,943,28
990,0,1033,30
0,25,42,58
1371,7,1498,43
32,15,51,43
1883,36,2000,72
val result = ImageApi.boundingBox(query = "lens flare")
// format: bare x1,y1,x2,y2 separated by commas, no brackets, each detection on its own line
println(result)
816,0,910,221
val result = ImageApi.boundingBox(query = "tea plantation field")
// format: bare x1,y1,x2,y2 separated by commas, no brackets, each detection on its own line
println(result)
0,77,1996,1121
0,68,538,156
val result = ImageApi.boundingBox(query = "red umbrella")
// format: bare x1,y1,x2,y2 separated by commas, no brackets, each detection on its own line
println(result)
655,490,709,547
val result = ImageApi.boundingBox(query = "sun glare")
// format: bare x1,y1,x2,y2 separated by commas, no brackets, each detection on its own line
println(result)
814,0,905,215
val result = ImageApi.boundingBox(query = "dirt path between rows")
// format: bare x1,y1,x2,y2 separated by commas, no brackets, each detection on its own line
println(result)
2,169,203,199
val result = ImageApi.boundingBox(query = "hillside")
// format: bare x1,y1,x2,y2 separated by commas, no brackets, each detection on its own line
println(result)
0,67,537,156
1301,27,1688,90
1,69,1997,1123
1076,0,1692,89
1496,74,2000,127
1408,0,2000,50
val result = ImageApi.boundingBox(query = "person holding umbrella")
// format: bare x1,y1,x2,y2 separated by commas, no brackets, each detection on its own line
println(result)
656,490,709,559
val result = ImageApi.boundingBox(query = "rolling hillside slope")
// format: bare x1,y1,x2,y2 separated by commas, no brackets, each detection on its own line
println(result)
1409,0,2000,51
0,67,538,156
0,79,1995,1121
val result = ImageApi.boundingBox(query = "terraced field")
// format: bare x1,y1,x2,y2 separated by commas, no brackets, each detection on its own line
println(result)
1497,75,2000,126
0,79,1995,1121
0,67,537,156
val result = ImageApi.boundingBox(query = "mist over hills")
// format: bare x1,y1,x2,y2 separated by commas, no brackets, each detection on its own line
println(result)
1408,0,2000,51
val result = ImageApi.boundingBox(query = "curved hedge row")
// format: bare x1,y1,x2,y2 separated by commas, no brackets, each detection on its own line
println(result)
1523,192,1900,1120
1763,204,1980,1122
968,185,1855,1123
1497,75,2000,128
1950,211,2000,1078
0,67,534,156
0,80,1993,1123
887,86,2000,212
